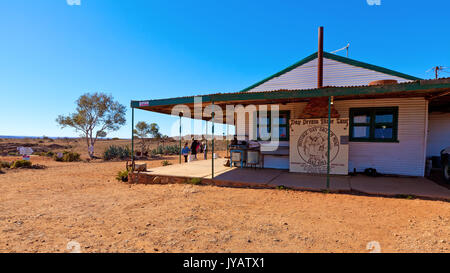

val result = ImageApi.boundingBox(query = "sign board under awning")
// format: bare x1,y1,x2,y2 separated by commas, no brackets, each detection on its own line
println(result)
289,118,349,175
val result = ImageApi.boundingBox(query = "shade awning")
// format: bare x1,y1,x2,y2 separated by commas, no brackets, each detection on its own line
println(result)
131,78,450,119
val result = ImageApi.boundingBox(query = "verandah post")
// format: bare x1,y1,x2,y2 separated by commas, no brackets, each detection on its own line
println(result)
211,102,215,179
326,96,331,189
131,106,135,171
179,113,182,164
205,121,208,160
226,124,229,158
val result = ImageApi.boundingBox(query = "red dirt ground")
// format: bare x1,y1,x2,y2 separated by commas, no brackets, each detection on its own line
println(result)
0,156,449,253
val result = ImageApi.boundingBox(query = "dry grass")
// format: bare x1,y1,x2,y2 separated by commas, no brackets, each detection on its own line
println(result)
0,137,229,159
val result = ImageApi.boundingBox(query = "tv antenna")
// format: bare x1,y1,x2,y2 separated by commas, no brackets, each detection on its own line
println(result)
331,43,350,57
427,66,449,79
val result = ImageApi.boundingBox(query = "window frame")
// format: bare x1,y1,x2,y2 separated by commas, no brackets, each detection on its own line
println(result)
256,110,290,141
349,107,399,143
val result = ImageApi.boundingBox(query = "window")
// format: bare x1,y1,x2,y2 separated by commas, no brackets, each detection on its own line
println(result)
256,111,290,141
349,107,398,142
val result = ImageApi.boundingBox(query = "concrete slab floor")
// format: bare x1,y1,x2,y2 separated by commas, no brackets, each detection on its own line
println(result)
350,176,450,200
143,158,229,178
213,168,284,184
143,159,450,201
270,173,351,191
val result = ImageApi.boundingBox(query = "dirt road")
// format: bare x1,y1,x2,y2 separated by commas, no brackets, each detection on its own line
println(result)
0,156,448,253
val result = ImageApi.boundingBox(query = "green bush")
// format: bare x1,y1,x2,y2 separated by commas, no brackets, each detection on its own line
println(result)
1,161,11,168
63,152,80,162
8,152,18,156
10,160,32,169
162,160,172,166
54,151,80,162
151,144,180,156
33,151,55,157
116,170,129,182
186,178,202,185
103,145,131,160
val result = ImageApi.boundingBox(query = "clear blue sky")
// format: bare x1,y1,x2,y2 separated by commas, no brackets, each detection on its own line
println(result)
1,0,449,138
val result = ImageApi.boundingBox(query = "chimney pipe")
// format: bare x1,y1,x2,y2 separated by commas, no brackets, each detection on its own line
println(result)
317,26,324,88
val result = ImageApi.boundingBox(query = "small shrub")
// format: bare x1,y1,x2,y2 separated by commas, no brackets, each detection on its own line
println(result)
276,185,287,190
103,145,130,160
151,144,180,156
42,136,54,142
1,161,11,168
8,152,18,156
34,151,54,157
11,160,32,169
63,151,80,162
53,151,80,162
395,194,415,200
116,170,129,182
162,160,172,166
186,178,202,185
111,137,120,140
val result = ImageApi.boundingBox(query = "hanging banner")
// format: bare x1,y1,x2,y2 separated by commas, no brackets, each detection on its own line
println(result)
289,118,349,175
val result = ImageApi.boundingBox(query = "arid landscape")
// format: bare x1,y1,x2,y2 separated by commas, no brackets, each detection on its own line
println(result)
0,138,449,253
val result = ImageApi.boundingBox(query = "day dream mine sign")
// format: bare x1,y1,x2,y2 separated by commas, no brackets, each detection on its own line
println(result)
289,118,349,175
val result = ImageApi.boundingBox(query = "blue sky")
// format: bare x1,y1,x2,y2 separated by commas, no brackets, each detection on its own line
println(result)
0,0,449,138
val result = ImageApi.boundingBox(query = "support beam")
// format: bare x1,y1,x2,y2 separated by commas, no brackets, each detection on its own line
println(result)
131,107,135,171
226,124,229,158
326,96,331,189
212,102,215,179
179,113,182,164
205,121,208,160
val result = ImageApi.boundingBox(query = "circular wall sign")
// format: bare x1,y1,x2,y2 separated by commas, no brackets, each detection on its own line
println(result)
297,126,340,167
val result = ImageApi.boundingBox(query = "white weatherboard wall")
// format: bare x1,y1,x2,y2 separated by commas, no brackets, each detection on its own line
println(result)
334,97,428,177
235,103,307,169
427,112,450,157
235,98,428,176
247,58,412,92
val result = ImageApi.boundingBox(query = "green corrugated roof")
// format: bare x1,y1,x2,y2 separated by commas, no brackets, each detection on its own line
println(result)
131,79,450,109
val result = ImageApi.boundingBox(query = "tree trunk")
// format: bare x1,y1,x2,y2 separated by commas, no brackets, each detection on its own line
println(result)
85,136,93,159
89,138,95,159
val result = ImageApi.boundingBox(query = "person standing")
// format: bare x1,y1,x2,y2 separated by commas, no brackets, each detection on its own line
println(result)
181,142,190,163
203,140,208,160
190,139,198,160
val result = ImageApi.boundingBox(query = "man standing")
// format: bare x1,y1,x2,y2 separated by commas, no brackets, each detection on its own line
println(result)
191,139,198,160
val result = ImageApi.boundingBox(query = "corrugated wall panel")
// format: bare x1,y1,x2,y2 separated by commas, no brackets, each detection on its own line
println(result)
235,99,428,176
247,58,412,92
334,97,428,176
426,112,450,157
236,103,306,169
